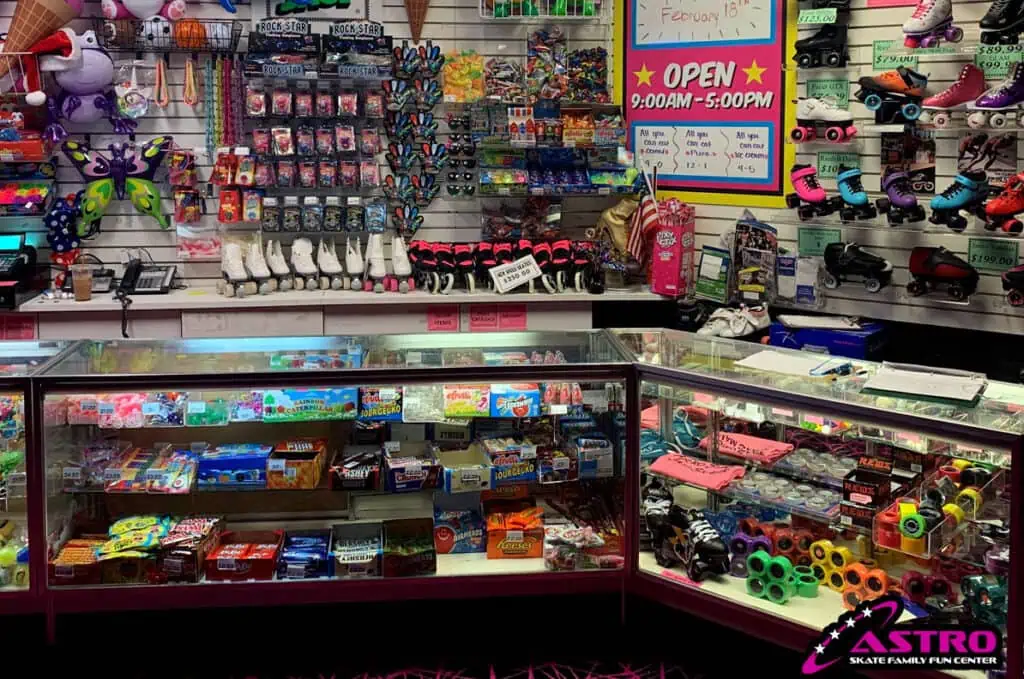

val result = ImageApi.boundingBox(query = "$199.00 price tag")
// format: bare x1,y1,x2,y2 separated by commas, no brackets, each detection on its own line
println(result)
968,238,1019,271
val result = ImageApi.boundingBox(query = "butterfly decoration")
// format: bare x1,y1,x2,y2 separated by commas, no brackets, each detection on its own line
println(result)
61,136,173,231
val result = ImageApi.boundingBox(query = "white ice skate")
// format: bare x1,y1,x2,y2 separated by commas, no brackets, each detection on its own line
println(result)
345,238,364,291
266,240,293,291
246,241,274,294
291,238,319,291
391,235,414,293
218,242,253,298
366,233,388,293
317,239,346,291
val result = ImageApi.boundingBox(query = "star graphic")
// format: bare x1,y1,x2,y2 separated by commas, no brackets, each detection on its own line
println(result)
815,645,826,655
830,630,841,640
846,618,857,629
634,63,655,87
742,59,767,84
862,608,873,618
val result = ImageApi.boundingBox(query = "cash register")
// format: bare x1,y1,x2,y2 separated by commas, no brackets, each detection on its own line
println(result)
0,233,43,309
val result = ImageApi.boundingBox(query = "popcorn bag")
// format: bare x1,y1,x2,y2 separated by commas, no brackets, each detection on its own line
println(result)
649,199,695,298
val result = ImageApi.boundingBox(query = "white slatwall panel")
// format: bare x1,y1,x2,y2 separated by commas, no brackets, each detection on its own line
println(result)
683,0,1024,335
10,0,615,289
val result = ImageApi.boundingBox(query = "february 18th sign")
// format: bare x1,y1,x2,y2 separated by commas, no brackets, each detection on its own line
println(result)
625,0,790,200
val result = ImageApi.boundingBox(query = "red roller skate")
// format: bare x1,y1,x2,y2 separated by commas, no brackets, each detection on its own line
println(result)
984,172,1024,235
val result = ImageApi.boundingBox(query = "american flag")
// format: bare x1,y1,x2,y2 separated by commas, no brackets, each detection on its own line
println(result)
626,193,659,264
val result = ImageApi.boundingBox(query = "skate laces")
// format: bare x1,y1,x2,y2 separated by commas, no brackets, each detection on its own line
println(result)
846,174,865,192
801,173,822,191
940,180,967,198
689,515,718,545
911,0,932,18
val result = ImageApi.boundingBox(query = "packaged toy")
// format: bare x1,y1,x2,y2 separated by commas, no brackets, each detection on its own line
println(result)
490,383,541,418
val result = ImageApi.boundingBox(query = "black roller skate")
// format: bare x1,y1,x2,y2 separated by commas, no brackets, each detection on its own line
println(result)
494,241,514,267
980,0,1024,45
532,241,554,293
434,242,456,294
793,24,848,69
571,241,601,293
514,239,534,292
547,239,572,292
454,243,476,292
648,505,730,581
822,242,893,293
1002,264,1024,306
907,246,979,301
475,241,497,290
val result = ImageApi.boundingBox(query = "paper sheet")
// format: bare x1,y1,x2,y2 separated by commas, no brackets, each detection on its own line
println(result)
735,350,831,376
864,363,986,403
777,314,861,330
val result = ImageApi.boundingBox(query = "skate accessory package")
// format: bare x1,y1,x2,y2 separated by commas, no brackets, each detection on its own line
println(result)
902,0,963,48
854,67,927,123
792,24,847,69
929,171,991,232
980,0,1024,45
835,165,878,221
968,62,1024,129
984,172,1024,235
790,98,857,144
876,167,926,225
822,242,893,293
746,552,797,605
921,64,986,128
906,246,980,301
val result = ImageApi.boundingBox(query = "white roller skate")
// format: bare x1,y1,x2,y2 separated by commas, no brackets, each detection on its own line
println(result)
391,235,415,293
218,242,254,298
317,238,346,291
266,240,294,291
366,232,388,293
291,238,319,291
246,241,274,295
345,237,364,291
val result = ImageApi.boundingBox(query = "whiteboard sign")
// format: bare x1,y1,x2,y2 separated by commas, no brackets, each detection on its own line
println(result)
489,255,542,294
632,123,773,184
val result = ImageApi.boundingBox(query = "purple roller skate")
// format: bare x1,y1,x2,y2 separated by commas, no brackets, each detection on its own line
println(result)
967,62,1024,129
876,167,927,225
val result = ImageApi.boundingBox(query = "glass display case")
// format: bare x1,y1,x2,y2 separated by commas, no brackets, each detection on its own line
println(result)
614,329,1021,679
0,341,69,609
36,332,631,612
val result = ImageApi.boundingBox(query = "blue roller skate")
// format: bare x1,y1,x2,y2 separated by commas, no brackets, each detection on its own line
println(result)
835,165,878,221
929,171,990,232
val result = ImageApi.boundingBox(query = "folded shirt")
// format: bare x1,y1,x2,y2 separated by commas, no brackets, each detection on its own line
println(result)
648,452,746,491
699,432,794,465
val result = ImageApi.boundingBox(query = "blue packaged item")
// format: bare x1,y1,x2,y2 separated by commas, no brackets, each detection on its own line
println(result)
197,443,272,489
482,436,538,485
262,387,358,422
277,529,333,579
768,321,887,360
490,383,541,418
359,386,403,421
433,508,485,554
575,434,613,479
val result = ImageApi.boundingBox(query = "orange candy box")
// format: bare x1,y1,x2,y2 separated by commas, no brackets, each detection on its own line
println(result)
486,507,544,559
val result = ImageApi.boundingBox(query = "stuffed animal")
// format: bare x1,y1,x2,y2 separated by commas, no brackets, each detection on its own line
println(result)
102,0,186,21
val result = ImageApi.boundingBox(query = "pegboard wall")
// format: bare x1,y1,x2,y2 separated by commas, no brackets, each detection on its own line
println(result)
12,0,617,290
683,0,1024,335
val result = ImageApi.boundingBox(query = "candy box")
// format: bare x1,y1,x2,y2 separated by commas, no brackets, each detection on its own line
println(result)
574,434,614,479
385,442,441,492
146,449,198,494
329,445,380,490
332,523,383,578
433,508,485,554
486,507,544,559
490,383,541,418
104,446,160,493
269,346,363,370
99,552,158,584
49,538,104,586
262,387,358,422
197,443,273,489
538,447,578,484
184,393,230,427
229,391,264,422
359,386,403,421
157,517,222,583
277,529,332,580
267,438,327,490
443,384,490,418
142,391,186,427
204,530,283,582
437,447,494,493
382,518,436,577
483,437,538,485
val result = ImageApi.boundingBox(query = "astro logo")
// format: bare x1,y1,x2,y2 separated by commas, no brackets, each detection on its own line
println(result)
802,594,1003,674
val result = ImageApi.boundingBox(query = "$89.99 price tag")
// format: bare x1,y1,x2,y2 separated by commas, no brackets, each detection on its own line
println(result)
974,44,1024,79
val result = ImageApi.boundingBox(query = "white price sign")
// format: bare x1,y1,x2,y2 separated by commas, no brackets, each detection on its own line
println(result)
489,255,542,294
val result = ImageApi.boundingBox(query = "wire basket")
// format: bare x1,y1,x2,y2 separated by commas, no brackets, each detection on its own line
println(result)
480,0,606,20
0,52,43,103
93,17,244,54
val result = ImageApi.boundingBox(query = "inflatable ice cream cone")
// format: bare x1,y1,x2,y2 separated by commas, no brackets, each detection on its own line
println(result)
404,0,430,43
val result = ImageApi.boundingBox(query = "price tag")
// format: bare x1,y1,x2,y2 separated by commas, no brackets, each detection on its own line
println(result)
104,467,122,482
427,305,460,332
798,227,842,257
287,563,307,578
548,404,569,415
552,456,570,470
798,7,837,24
806,78,849,108
872,40,919,71
384,441,401,452
268,458,287,472
164,557,183,574
468,305,499,332
974,44,1024,79
62,467,81,480
520,443,537,459
187,401,207,414
816,151,860,179
217,558,236,572
80,400,96,412
98,402,114,415
489,255,542,294
142,402,161,416
507,530,524,542
968,238,1019,271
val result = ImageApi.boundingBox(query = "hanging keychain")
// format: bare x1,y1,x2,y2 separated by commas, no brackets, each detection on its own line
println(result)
204,58,215,158
115,62,152,119
183,57,199,108
154,57,170,108
214,56,224,147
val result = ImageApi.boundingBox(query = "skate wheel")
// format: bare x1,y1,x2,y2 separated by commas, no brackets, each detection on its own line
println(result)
825,126,843,142
967,112,989,129
864,93,883,111
824,51,842,67
1005,219,1024,235
864,277,883,294
981,31,1000,46
790,127,807,143
947,213,968,232
259,282,273,295
1008,290,1024,306
822,272,840,290
903,36,919,48
949,282,967,301
785,193,800,209
990,112,1008,129
845,125,858,139
797,205,815,221
331,279,344,291
946,25,963,43
839,207,855,222
906,279,926,296
796,53,814,69
902,102,922,121
933,112,950,128
875,197,891,214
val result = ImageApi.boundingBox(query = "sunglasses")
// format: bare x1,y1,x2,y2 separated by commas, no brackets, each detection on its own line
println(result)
447,171,475,182
446,184,477,197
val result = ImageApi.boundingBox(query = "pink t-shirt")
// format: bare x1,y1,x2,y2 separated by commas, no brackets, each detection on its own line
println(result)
698,432,793,464
649,453,746,490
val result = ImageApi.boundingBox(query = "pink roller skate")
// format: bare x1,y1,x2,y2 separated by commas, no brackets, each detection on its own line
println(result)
785,164,839,220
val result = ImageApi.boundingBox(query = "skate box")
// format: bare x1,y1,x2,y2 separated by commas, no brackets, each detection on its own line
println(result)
768,321,887,360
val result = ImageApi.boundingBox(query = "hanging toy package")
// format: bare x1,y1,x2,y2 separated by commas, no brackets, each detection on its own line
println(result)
114,61,157,120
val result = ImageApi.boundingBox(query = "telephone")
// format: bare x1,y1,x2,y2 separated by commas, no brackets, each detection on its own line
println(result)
62,267,115,294
117,260,177,295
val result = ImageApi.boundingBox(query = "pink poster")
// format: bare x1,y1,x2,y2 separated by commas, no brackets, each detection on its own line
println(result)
625,0,788,194
426,305,460,332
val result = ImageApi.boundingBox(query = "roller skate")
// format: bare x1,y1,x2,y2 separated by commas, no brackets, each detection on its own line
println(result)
822,242,893,293
533,241,555,293
967,62,1024,129
785,164,837,220
929,171,990,232
811,0,850,7
317,238,346,291
983,172,1024,234
836,165,878,221
266,240,294,291
391,235,416,293
365,233,388,293
902,0,964,48
907,246,979,301
920,64,986,128
475,242,496,290
434,242,456,294
980,0,1024,44
855,66,927,122
1001,264,1024,306
548,239,572,292
290,238,319,291
790,97,858,143
411,240,441,293
792,24,848,69
218,241,255,298
345,237,364,291
514,239,534,292
648,505,729,581
491,241,514,293
571,241,598,293
454,243,476,292
876,167,927,224
245,241,274,295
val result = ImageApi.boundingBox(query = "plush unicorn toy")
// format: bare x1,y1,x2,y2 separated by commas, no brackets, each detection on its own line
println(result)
102,0,186,21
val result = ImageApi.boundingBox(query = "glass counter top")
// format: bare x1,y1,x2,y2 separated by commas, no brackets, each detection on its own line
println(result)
613,328,1024,440
41,332,630,378
0,341,69,378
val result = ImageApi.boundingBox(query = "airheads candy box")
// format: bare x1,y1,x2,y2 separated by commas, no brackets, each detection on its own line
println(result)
359,386,403,421
433,508,485,554
262,388,357,422
490,384,541,418
443,384,490,418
